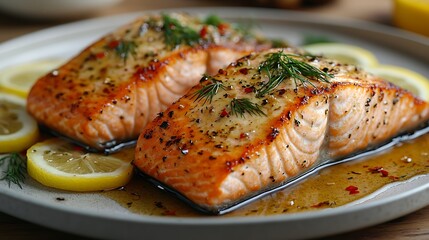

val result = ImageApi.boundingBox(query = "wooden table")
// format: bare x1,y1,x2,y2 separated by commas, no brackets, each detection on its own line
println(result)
0,0,428,239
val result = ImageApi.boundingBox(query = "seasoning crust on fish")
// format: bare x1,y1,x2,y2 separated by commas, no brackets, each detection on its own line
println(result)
27,13,273,150
134,48,429,212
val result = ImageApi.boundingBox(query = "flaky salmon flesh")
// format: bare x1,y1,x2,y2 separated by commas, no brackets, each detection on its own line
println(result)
135,48,429,212
27,13,274,151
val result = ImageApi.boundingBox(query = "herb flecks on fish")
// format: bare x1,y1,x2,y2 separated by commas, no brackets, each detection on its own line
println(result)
192,51,332,118
107,40,137,62
257,51,332,97
203,15,224,27
115,40,137,62
0,153,26,188
162,14,201,49
191,75,226,105
230,98,266,117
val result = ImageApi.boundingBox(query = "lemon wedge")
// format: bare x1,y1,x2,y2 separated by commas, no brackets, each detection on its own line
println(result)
27,138,134,192
368,65,429,102
0,92,39,153
0,60,63,97
393,0,429,37
302,43,379,68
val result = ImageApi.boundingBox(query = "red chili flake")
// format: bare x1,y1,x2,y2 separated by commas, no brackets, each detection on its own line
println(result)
368,166,389,177
217,23,229,35
218,69,227,75
220,108,229,117
108,40,120,49
345,185,358,191
240,133,248,139
95,52,106,59
239,68,249,75
200,25,208,38
244,87,253,93
368,166,383,174
345,185,359,195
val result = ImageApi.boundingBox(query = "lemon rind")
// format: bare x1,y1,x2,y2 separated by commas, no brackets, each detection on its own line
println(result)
0,60,63,97
26,139,134,192
367,64,429,102
0,92,39,153
302,43,379,68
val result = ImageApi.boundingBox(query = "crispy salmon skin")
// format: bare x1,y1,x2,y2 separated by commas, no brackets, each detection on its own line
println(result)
27,13,274,151
134,48,429,212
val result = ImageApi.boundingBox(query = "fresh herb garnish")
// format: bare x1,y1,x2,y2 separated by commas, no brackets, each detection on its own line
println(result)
114,40,137,62
256,51,332,97
162,14,200,49
230,98,266,117
107,40,137,62
0,153,26,188
191,76,225,105
204,15,224,26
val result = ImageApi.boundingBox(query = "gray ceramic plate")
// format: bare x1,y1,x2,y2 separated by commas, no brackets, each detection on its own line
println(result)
0,7,428,240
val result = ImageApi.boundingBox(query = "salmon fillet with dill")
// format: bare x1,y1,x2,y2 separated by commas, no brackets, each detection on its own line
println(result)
135,48,429,213
27,13,275,151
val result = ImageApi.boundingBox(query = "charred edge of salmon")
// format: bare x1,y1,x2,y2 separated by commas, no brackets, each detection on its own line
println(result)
136,121,429,214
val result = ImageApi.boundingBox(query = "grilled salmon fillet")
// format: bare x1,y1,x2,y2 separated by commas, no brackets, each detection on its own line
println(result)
27,13,273,151
134,48,429,212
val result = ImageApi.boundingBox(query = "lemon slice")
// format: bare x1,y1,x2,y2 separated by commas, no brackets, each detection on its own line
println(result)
27,138,134,192
302,43,379,68
0,60,63,97
368,65,429,101
0,92,39,153
393,0,429,37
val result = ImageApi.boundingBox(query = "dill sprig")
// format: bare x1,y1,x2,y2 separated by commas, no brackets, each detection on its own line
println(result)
115,40,137,62
256,51,332,97
191,76,225,105
204,15,224,26
0,153,26,188
230,98,266,117
162,14,200,49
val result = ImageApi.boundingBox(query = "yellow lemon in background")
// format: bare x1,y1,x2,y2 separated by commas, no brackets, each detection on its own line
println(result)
302,43,379,68
367,65,429,102
393,0,429,37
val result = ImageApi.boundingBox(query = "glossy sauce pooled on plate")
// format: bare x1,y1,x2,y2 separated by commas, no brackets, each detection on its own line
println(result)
103,132,429,216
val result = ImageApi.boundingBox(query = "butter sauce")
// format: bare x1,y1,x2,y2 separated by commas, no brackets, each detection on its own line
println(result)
101,133,429,217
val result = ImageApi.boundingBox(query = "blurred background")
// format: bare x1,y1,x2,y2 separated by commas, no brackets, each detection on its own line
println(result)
1,0,427,43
